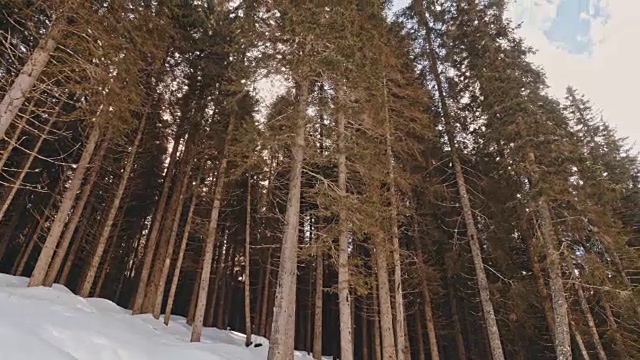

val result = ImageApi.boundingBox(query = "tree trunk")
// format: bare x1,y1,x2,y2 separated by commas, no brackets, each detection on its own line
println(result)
415,5,504,358
28,124,101,287
0,118,54,222
414,308,426,360
152,159,193,319
602,303,626,357
576,284,607,360
336,106,353,360
260,249,273,336
187,267,201,325
266,80,307,360
0,98,34,171
362,302,369,360
45,135,109,286
570,316,591,360
164,175,200,325
0,194,27,261
415,245,440,360
15,193,57,276
79,115,145,297
59,202,92,285
244,176,253,346
373,240,397,360
372,282,382,360
381,79,407,360
313,250,324,360
0,23,59,138
190,116,235,342
95,212,125,297
132,128,183,314
531,171,571,360
447,271,467,360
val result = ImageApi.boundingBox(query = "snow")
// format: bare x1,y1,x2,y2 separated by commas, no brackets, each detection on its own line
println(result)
0,273,313,360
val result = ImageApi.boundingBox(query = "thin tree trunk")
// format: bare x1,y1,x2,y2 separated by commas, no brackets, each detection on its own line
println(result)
381,79,406,360
152,159,193,319
244,176,253,346
0,195,27,261
0,118,54,222
416,6,504,358
260,249,273,336
206,240,225,326
372,281,382,360
570,316,591,360
15,189,58,275
336,105,353,360
576,284,607,360
164,175,199,325
0,98,34,171
602,303,626,357
362,302,369,360
45,136,109,286
28,123,101,287
414,308,426,360
79,115,145,297
187,268,201,325
190,116,235,342
447,271,467,360
267,80,307,360
413,223,440,360
373,240,397,360
94,212,125,297
532,175,571,360
313,250,324,360
0,23,59,138
59,202,92,285
132,128,183,314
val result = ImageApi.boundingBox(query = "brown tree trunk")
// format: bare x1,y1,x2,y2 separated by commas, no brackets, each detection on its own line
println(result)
372,282,382,360
0,118,54,221
313,250,323,360
413,231,440,360
602,303,626,357
94,212,125,297
570,316,591,360
45,135,109,286
267,80,307,360
152,159,193,319
132,128,183,314
373,240,397,360
79,115,145,297
0,195,27,261
260,249,273,336
576,284,607,360
15,188,58,275
0,23,59,138
59,202,92,285
206,240,225,326
187,268,201,325
447,272,467,360
381,80,407,360
336,107,353,360
164,175,200,325
28,124,101,287
190,116,235,342
531,171,571,360
362,303,369,360
244,177,253,346
0,98,34,171
414,308,426,360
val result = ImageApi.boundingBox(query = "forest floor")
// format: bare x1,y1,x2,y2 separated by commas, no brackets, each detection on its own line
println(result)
0,273,311,360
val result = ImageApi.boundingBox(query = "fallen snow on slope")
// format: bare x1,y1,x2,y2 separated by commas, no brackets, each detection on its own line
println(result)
0,273,310,360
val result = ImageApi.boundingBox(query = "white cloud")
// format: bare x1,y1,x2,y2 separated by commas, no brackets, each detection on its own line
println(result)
507,0,640,150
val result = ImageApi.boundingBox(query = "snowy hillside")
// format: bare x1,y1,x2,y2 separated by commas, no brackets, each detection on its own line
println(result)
0,273,311,360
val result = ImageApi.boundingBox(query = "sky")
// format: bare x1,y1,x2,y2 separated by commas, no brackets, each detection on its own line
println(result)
391,0,640,151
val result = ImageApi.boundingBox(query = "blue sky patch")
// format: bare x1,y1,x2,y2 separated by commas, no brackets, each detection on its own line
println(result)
544,0,609,55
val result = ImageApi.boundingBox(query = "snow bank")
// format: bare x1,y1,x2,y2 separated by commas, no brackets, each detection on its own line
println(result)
0,273,313,360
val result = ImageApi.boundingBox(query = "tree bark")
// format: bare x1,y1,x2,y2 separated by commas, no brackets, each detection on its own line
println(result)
59,202,92,285
372,281,382,360
336,106,353,360
313,250,324,360
0,117,54,222
45,135,109,286
415,6,505,357
0,98,34,172
152,159,193,319
244,176,253,346
79,115,145,297
576,284,607,360
164,175,200,325
414,308,426,360
15,192,57,275
260,249,273,336
267,80,307,360
414,241,440,360
373,239,397,360
95,211,125,297
132,127,183,314
570,316,591,360
0,23,59,138
190,116,235,342
28,123,101,287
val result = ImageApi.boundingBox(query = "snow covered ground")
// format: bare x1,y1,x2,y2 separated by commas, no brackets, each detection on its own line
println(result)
0,273,312,360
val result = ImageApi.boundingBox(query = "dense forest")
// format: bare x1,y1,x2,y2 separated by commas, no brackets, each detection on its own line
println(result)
1,1,639,359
